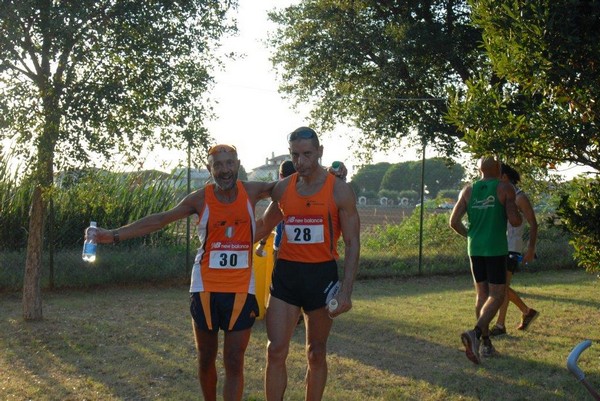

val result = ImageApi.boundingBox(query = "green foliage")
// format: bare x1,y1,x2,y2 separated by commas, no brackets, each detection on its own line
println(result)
377,189,400,200
381,157,464,197
350,162,391,193
238,165,248,181
364,211,460,252
398,190,419,203
437,189,460,201
0,154,31,249
447,0,600,271
352,158,464,198
557,179,600,273
0,164,186,250
268,0,486,159
53,169,184,247
0,1,234,314
0,0,234,170
449,0,600,170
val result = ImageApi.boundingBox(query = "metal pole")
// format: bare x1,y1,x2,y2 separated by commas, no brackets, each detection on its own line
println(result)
418,140,426,275
186,139,191,274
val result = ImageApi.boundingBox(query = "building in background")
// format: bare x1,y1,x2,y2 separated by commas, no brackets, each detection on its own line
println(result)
170,168,212,189
248,152,290,181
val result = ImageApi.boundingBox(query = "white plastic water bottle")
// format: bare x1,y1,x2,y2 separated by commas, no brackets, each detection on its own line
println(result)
255,243,267,257
325,280,341,314
82,221,98,262
327,298,338,313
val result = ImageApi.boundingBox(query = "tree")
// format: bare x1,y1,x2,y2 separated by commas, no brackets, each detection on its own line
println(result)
447,0,600,272
267,0,486,159
380,158,464,197
447,0,600,170
0,0,234,320
350,162,391,194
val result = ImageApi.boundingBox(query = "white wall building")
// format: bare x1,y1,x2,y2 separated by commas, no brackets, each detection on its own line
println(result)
248,152,291,181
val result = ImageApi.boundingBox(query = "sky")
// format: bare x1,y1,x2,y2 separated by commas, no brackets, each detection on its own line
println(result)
141,0,599,182
0,0,593,181
147,0,421,179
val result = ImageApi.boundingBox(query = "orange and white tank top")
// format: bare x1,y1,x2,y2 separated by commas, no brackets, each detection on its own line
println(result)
189,181,256,294
277,173,340,263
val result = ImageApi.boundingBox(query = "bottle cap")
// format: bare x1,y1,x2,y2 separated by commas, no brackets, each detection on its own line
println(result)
331,161,341,171
327,298,338,312
90,221,97,227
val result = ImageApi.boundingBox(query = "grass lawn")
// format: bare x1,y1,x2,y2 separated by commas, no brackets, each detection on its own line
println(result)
1,269,599,400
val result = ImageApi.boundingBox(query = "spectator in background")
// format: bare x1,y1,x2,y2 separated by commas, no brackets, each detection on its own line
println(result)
449,156,522,364
255,160,296,259
490,163,539,336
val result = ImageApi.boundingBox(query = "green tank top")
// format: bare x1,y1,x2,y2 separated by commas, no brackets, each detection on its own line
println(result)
466,179,508,256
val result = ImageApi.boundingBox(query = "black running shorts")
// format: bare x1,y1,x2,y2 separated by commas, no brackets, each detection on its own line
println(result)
190,292,258,332
270,259,339,312
469,255,507,284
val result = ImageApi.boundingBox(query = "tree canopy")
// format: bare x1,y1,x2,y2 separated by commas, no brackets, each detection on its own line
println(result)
267,0,485,160
350,162,392,194
381,158,464,197
1,0,233,171
0,0,234,319
447,0,600,171
351,158,464,198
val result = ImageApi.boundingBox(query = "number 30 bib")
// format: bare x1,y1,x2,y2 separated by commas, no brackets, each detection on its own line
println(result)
208,241,250,269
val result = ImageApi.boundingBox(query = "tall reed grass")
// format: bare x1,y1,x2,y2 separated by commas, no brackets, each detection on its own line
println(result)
0,152,578,291
0,151,193,290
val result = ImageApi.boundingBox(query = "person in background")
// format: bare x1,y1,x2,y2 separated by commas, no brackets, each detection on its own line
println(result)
490,163,539,336
449,156,522,364
255,160,297,259
256,126,360,401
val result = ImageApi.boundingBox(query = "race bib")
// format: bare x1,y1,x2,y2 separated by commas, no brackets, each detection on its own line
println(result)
284,215,324,244
208,241,250,269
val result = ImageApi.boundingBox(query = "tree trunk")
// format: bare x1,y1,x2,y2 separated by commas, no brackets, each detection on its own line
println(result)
22,185,46,320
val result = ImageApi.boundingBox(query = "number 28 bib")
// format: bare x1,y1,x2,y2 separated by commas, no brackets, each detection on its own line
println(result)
284,215,325,244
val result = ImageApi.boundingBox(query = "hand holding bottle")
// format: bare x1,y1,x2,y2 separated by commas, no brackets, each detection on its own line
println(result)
82,221,98,262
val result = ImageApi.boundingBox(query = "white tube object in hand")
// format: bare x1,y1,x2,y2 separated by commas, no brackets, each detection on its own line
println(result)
327,298,338,312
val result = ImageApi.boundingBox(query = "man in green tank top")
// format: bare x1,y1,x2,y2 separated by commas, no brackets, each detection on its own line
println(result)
449,156,522,364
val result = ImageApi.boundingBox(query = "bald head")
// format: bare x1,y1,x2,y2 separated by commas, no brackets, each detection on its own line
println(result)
478,156,501,178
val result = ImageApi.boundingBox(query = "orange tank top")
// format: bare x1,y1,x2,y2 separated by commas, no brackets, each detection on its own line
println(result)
189,181,256,294
277,173,340,263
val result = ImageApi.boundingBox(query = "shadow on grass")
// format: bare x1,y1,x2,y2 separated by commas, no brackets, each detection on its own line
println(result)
286,270,600,400
326,316,593,400
0,288,199,400
1,270,598,401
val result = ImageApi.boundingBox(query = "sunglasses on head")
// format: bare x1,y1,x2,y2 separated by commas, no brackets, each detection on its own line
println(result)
208,144,237,156
287,127,318,142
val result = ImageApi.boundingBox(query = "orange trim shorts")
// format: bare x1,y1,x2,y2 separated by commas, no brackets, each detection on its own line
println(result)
190,292,259,332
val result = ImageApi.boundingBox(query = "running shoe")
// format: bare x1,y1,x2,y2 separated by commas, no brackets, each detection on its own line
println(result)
481,343,499,358
517,309,539,330
460,330,481,364
490,325,507,337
